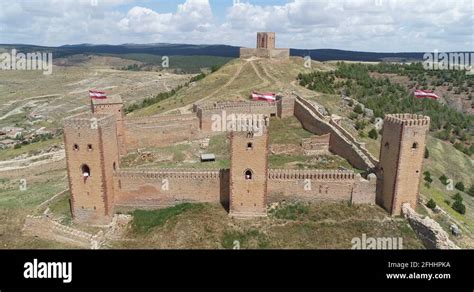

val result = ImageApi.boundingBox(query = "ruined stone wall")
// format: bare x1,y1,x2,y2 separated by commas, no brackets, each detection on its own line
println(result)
123,114,200,151
294,97,376,171
267,169,375,204
113,169,229,210
23,215,104,249
402,203,458,249
329,118,378,167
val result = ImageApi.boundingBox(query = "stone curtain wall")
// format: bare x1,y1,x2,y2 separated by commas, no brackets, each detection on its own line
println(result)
113,168,376,211
267,169,375,204
113,169,229,210
123,114,200,151
293,96,377,171
195,101,277,132
239,48,290,59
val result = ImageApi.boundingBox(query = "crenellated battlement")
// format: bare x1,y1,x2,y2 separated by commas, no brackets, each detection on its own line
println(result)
126,113,197,125
196,100,277,112
384,114,430,126
115,168,223,180
268,169,355,180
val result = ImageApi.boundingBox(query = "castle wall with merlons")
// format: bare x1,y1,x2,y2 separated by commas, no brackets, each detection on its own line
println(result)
196,101,277,132
110,168,375,212
267,169,376,204
112,169,229,211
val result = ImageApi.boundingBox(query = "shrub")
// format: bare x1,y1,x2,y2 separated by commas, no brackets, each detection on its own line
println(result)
426,199,436,210
271,203,309,220
455,182,465,192
424,147,429,159
467,185,474,197
452,193,463,202
452,200,466,215
368,128,378,140
439,175,449,185
354,104,364,114
348,112,358,120
355,120,366,130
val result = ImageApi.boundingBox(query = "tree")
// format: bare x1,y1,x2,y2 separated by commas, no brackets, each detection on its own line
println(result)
467,185,474,197
452,200,466,215
426,199,436,210
455,182,465,192
368,128,378,140
452,193,463,202
424,147,429,159
439,175,449,185
353,104,364,114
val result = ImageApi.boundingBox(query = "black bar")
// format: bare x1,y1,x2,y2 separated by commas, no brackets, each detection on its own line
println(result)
0,250,472,290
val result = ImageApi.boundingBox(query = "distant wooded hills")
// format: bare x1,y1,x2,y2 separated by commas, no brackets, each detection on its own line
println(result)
3,43,468,62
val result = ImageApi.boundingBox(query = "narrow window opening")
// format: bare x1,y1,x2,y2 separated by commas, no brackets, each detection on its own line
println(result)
245,169,253,180
81,164,91,182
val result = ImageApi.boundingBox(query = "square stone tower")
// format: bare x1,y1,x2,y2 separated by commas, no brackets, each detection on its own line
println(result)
229,128,269,218
63,113,120,225
91,95,126,155
257,32,276,49
378,114,430,215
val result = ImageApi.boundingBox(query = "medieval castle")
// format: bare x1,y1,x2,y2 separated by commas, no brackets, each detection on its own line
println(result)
63,33,430,225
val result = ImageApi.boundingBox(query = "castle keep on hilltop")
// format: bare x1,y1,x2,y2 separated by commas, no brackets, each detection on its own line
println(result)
240,32,290,60
63,92,429,225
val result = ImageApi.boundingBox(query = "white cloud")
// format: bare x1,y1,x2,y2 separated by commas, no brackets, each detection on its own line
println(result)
0,0,471,51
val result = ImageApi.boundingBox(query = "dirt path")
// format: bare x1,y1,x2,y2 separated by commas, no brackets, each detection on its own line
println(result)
250,61,271,87
163,60,249,115
0,150,65,172
259,62,280,85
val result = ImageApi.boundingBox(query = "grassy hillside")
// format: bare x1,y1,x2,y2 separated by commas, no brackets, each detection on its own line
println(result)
110,202,423,249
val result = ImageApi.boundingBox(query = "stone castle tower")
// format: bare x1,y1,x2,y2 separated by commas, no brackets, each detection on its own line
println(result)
378,114,430,215
90,95,126,155
63,113,120,225
257,32,275,49
229,127,269,218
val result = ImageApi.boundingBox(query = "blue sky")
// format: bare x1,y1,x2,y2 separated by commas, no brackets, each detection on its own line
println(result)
0,0,472,52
